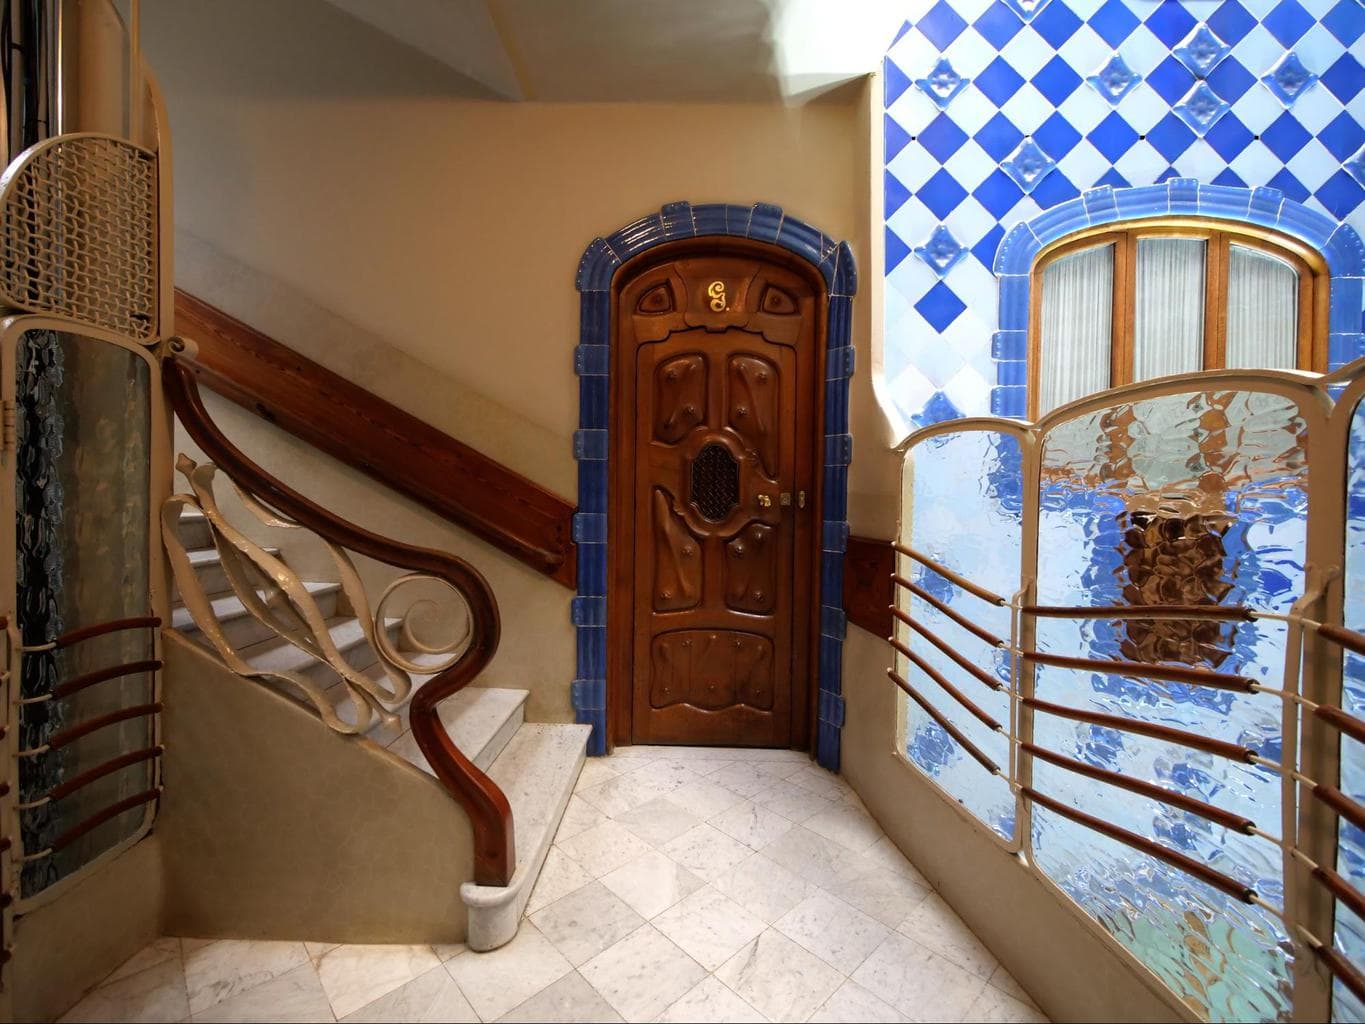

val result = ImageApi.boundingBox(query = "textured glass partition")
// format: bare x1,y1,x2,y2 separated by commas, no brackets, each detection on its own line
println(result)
1032,389,1304,1021
1338,399,1365,1023
897,428,1020,838
15,329,154,898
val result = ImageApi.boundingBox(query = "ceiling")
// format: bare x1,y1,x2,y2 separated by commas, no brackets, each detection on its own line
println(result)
310,0,900,103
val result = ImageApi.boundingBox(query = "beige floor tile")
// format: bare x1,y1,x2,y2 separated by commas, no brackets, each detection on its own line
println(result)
316,944,442,1019
339,963,478,1022
851,932,987,1021
786,765,853,802
599,848,706,919
432,943,467,963
711,852,813,924
754,778,839,823
556,819,654,878
61,958,189,1024
575,757,623,791
103,938,183,987
613,797,701,847
989,964,1039,1008
575,772,675,817
809,978,910,1022
446,922,572,1021
496,970,624,1022
652,886,767,972
830,865,932,929
708,799,795,850
655,976,766,1023
556,795,609,842
666,778,748,820
862,835,930,885
183,939,311,1016
774,890,890,974
963,984,1051,1022
661,823,754,881
762,825,876,887
304,942,341,962
714,928,843,1023
526,846,594,915
898,894,998,980
707,762,778,798
803,803,886,853
578,924,707,1022
530,881,645,967
193,962,333,1023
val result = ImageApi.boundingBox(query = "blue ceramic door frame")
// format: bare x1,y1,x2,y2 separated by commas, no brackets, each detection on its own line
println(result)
572,201,857,769
989,181,1365,417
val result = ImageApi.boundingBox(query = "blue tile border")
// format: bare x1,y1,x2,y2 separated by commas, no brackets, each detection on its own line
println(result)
574,201,857,768
989,183,1365,416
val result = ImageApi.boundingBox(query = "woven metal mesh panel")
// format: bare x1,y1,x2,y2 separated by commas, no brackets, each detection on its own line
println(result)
691,443,739,522
0,136,157,339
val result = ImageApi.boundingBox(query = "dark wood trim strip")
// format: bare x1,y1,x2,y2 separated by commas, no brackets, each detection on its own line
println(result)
1314,784,1365,835
1314,943,1365,1006
1022,741,1255,833
1024,696,1257,763
47,703,162,751
843,536,893,637
1021,649,1254,692
46,746,163,802
1319,623,1365,658
1023,787,1255,902
52,660,161,700
891,617,1003,691
891,585,1005,649
893,543,1007,606
887,668,1001,774
50,789,161,852
1315,705,1365,747
1022,603,1254,622
888,638,1004,731
52,617,160,648
174,290,576,587
1313,864,1365,924
165,359,515,886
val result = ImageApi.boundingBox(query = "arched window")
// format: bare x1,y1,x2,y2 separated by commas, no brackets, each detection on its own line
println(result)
1030,219,1328,417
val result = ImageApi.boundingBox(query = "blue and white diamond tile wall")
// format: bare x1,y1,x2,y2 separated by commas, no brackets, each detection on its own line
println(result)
884,0,1365,430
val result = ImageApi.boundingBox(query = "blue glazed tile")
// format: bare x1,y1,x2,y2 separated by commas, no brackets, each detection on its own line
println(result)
991,385,1028,418
998,275,1031,331
692,204,731,236
1276,192,1335,241
1033,56,1083,106
1348,145,1365,187
579,377,609,428
1263,0,1314,48
1323,53,1365,105
920,113,970,163
885,56,913,107
819,690,847,729
571,595,607,627
1144,1,1197,48
1212,168,1249,189
1324,224,1365,277
827,295,853,348
887,226,912,276
1323,0,1364,47
992,330,1028,360
915,280,968,331
885,115,913,163
1208,0,1255,45
974,224,1008,271
823,520,851,554
1166,177,1200,212
579,290,610,344
1207,58,1256,104
1147,112,1197,161
777,216,826,267
1266,167,1311,204
1262,51,1319,107
886,171,913,221
974,3,1024,49
571,678,605,712
824,380,849,435
821,604,848,639
973,168,1026,219
578,462,606,514
607,213,666,258
918,0,969,49
1173,81,1230,135
997,360,1028,386
1204,111,1254,161
1031,169,1080,209
976,57,1027,107
1329,332,1364,370
915,224,969,277
1330,277,1365,334
1002,0,1053,23
1082,186,1120,223
1088,1,1139,48
833,242,858,298
975,112,1025,162
573,428,608,461
825,434,854,468
575,343,609,377
577,546,607,597
916,57,971,110
993,222,1040,274
1196,183,1252,219
1147,55,1197,105
1088,56,1142,106
1247,186,1285,227
823,465,849,516
917,391,963,427
1319,113,1365,163
1028,198,1086,242
827,345,856,381
1034,112,1082,160
575,628,605,677
1001,137,1057,194
919,169,971,220
576,237,621,292
1096,167,1131,190
746,203,784,243
1316,171,1365,219
572,512,607,544
821,557,846,608
1031,1,1082,47
660,201,696,238
1173,24,1231,78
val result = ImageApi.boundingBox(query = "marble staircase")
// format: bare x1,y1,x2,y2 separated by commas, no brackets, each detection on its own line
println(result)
169,509,589,950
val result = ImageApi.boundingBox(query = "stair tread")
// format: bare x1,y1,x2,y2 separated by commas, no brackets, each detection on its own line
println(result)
488,724,591,883
234,615,395,674
384,687,529,773
185,546,279,566
171,580,340,629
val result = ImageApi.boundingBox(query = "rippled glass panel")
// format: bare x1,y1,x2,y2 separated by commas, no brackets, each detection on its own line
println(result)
15,331,153,898
1337,399,1365,1022
1033,389,1303,1021
898,429,1021,838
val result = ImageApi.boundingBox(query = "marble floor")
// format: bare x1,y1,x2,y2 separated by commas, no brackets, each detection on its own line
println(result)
59,745,1049,1023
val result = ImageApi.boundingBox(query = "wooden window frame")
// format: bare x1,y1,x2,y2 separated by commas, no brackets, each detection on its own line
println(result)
1027,217,1329,420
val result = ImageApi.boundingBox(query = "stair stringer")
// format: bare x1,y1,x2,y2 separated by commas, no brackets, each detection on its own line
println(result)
159,632,474,944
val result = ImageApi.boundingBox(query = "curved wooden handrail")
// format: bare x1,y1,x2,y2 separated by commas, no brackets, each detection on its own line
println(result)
164,356,515,886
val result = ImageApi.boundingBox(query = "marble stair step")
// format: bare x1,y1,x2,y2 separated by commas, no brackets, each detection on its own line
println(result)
175,508,212,550
382,686,529,773
460,722,591,951
175,545,280,599
232,615,399,687
171,581,341,649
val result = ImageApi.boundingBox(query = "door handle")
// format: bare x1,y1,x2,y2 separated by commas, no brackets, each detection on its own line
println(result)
756,493,773,508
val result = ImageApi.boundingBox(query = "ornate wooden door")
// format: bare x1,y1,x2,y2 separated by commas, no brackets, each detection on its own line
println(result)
611,243,822,747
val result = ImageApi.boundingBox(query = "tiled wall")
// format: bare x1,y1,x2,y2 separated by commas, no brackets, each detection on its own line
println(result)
883,0,1365,426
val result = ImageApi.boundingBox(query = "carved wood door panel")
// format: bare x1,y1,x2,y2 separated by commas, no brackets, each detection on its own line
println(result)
613,246,821,748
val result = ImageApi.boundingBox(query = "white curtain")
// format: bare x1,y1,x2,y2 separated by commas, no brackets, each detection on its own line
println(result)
1226,244,1298,369
1134,237,1206,380
1040,243,1113,415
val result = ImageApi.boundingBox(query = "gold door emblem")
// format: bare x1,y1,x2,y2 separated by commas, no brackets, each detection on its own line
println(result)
707,280,727,312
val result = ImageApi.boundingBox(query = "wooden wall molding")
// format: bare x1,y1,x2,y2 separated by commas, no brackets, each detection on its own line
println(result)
844,535,894,639
173,290,576,587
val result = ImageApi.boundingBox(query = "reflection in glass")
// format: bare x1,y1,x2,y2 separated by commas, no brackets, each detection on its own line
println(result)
1033,389,1304,1021
16,330,153,898
898,429,1020,838
1039,243,1113,415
